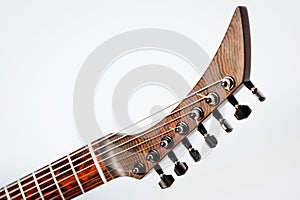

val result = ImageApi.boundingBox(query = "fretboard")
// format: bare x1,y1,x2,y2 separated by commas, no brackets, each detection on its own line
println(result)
0,142,113,200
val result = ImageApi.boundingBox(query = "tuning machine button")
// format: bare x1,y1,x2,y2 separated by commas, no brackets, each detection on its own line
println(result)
182,138,201,162
189,107,204,121
168,151,188,176
227,95,252,120
146,150,160,163
175,122,189,135
212,109,233,133
132,162,146,175
154,164,175,189
197,123,218,148
160,136,174,149
244,80,266,102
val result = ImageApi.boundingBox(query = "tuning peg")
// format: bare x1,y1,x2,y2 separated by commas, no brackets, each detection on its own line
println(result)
227,95,252,120
154,164,175,189
168,151,188,176
182,138,201,162
197,123,218,148
212,109,233,133
244,80,266,102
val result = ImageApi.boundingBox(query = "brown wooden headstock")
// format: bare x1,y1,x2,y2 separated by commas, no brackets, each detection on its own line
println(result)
94,6,265,189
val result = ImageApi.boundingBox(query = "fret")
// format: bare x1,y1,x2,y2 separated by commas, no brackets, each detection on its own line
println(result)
35,166,62,199
49,164,65,200
51,155,84,199
4,187,10,200
66,154,85,194
32,172,45,200
70,146,104,192
91,141,115,181
0,188,7,200
17,179,26,199
1,142,114,200
6,182,22,199
88,143,108,183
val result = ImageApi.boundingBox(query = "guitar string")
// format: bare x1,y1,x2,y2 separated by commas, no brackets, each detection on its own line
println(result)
90,79,222,149
5,93,205,199
29,126,194,200
91,96,208,158
1,80,220,199
9,81,212,199
8,108,192,199
2,92,207,198
3,78,221,195
1,79,223,199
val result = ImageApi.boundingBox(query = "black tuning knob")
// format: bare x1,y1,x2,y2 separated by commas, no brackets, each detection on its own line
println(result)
182,138,201,162
227,95,252,120
168,151,188,176
212,109,233,133
154,164,175,189
244,80,266,102
197,123,218,148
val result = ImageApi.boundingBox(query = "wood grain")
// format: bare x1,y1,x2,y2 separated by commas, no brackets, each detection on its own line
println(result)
0,6,252,200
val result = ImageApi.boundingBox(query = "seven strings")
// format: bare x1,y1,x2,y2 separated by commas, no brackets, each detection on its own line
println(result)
2,79,223,199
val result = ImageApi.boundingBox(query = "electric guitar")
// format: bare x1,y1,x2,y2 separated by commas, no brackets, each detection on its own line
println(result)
0,6,265,200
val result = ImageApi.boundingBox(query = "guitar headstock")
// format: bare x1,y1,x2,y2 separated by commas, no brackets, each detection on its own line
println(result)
92,6,265,189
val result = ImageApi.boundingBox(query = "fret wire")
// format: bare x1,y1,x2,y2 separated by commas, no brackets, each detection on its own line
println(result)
16,148,91,195
33,146,89,179
3,94,203,197
51,146,88,167
32,172,45,200
4,186,11,200
17,179,26,200
88,143,107,183
3,101,197,199
66,154,85,194
48,164,65,200
47,168,105,200
1,79,221,199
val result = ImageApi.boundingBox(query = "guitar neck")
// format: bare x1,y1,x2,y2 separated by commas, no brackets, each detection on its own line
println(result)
0,142,113,200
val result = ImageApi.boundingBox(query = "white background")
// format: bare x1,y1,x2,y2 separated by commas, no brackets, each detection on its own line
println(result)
0,0,299,200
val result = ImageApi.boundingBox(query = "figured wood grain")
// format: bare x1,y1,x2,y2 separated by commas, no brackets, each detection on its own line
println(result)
93,6,252,179
0,6,252,200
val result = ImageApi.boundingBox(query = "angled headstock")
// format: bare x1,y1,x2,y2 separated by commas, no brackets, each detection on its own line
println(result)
92,6,265,189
